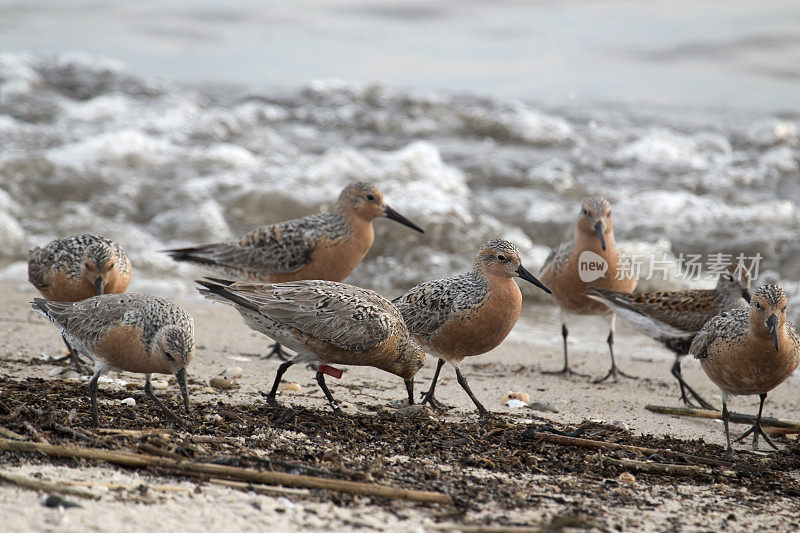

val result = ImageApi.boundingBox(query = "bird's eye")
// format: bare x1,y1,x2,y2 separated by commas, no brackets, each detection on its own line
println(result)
581,208,588,215
755,302,761,309
108,262,115,270
366,194,375,201
84,261,91,268
782,307,787,314
497,254,506,261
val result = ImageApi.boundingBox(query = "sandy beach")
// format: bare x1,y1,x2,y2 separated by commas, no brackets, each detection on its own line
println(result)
2,279,800,531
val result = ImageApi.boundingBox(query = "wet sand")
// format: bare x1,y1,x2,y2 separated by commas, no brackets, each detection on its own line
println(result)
2,280,800,531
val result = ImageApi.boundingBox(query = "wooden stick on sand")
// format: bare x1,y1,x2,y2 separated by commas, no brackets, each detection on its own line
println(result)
646,405,800,433
0,438,453,505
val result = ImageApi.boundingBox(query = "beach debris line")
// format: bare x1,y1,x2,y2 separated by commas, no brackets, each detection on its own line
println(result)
645,405,800,433
0,438,455,505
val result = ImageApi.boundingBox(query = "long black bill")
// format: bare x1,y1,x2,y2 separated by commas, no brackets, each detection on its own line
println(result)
94,276,106,296
742,289,751,303
176,367,191,413
384,205,425,233
594,220,606,251
766,313,779,351
516,264,552,294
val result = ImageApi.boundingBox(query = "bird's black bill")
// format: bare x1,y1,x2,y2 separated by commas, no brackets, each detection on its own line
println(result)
742,289,751,303
516,264,552,294
95,277,105,296
176,367,191,413
594,221,606,251
384,205,424,233
766,313,779,351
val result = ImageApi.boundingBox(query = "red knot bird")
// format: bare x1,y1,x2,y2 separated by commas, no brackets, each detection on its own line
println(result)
196,278,426,412
587,266,751,409
392,239,551,415
540,195,636,382
167,182,424,360
31,294,194,429
689,284,800,451
28,234,132,368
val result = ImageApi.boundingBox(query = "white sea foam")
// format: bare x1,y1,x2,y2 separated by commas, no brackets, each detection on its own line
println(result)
2,53,799,296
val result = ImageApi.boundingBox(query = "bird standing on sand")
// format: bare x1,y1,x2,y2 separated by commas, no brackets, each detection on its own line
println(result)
167,182,424,360
28,234,132,368
540,195,636,382
587,266,751,409
196,278,426,412
689,284,800,451
31,294,194,429
393,239,551,415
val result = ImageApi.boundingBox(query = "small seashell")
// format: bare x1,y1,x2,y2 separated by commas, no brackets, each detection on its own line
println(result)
505,399,528,409
205,414,223,423
120,397,136,406
277,382,302,392
151,380,169,390
617,472,636,484
222,367,244,379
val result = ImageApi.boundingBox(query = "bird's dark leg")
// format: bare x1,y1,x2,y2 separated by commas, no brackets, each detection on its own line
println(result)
594,314,637,383
671,357,715,410
722,397,733,453
89,369,102,428
145,374,191,429
265,360,295,406
420,358,452,410
405,379,414,405
453,364,488,416
315,371,340,412
543,320,589,377
734,393,778,450
262,342,292,361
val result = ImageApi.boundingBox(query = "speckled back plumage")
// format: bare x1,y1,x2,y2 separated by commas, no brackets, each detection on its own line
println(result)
394,271,490,340
31,293,194,361
540,241,573,278
589,270,750,338
28,234,131,295
198,279,425,378
172,210,352,281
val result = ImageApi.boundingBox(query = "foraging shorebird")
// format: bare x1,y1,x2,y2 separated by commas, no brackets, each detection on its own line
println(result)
28,234,132,368
540,195,636,382
689,284,800,451
587,266,751,409
31,294,194,429
196,278,426,411
167,182,424,360
393,239,551,415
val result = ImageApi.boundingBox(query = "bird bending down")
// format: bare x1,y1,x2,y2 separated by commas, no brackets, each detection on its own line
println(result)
587,265,751,409
196,278,426,412
166,182,424,361
31,294,194,429
28,234,132,369
540,195,636,382
393,239,551,415
689,284,800,451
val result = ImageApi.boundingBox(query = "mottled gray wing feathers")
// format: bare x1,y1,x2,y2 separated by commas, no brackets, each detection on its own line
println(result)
540,241,572,277
27,246,48,290
168,212,344,276
200,280,396,351
393,272,486,339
